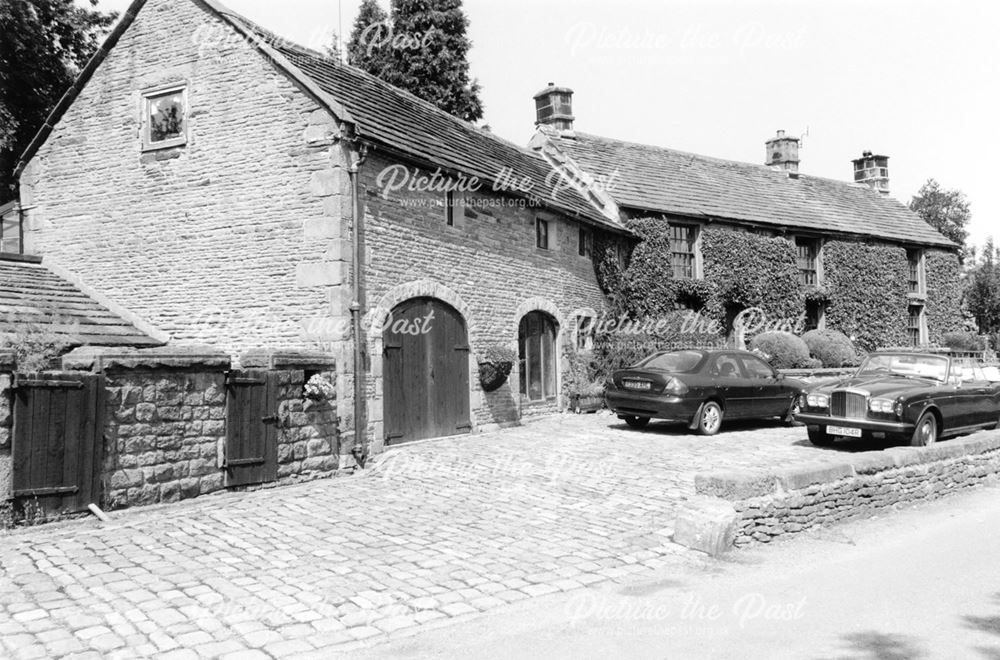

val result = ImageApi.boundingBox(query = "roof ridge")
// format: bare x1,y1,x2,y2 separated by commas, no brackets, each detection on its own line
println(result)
561,131,921,196
231,16,548,160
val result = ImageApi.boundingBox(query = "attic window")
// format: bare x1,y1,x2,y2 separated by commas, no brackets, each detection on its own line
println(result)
143,85,187,150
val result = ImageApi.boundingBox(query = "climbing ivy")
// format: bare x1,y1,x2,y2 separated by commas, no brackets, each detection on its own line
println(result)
700,227,802,327
924,249,965,344
823,241,909,351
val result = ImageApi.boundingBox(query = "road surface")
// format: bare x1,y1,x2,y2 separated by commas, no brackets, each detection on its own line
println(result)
342,482,1000,660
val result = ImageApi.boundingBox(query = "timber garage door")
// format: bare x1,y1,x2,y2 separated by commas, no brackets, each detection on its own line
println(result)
383,298,471,444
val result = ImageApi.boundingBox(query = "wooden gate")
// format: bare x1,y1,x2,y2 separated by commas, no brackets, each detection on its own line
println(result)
11,372,105,514
225,370,279,487
383,297,471,445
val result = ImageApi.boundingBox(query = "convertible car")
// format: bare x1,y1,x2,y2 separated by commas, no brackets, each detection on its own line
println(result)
605,349,805,435
795,351,1000,447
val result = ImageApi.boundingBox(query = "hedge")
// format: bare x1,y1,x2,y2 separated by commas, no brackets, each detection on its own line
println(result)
822,241,909,351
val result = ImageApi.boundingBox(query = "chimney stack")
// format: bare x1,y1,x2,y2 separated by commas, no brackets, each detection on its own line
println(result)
852,151,890,194
765,130,800,172
533,83,574,132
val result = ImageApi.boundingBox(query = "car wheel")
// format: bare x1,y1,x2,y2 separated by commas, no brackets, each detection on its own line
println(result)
623,415,650,430
807,425,834,446
910,411,938,447
697,401,723,436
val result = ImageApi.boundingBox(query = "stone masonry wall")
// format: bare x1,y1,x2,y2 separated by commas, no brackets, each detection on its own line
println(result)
274,369,339,478
360,151,611,447
17,0,351,359
689,433,1000,550
731,449,1000,546
103,370,228,508
0,370,12,524
101,365,340,510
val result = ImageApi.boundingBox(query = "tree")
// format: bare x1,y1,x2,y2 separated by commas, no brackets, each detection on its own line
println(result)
347,0,484,123
345,0,390,74
909,178,972,261
0,1,117,200
966,237,1000,339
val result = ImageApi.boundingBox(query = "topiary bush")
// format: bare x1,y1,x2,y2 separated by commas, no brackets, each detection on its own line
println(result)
801,329,860,367
749,331,813,369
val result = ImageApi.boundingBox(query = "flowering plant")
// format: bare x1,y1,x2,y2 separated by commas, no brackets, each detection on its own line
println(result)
303,374,336,401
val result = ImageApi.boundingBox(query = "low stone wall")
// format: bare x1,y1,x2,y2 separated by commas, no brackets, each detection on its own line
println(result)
0,351,14,523
675,433,1000,554
61,346,342,511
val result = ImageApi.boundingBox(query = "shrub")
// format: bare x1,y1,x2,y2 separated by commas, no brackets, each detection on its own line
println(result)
940,331,984,353
749,331,813,369
801,329,859,368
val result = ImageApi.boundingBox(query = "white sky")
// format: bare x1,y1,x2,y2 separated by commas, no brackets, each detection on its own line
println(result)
91,0,999,251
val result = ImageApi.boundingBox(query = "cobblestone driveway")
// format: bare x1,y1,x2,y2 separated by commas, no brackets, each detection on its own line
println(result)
0,413,838,658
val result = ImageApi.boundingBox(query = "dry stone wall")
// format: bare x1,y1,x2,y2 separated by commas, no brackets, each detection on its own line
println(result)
686,433,1000,550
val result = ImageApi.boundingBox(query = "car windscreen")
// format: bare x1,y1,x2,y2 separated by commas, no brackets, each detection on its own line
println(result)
633,351,704,373
856,354,949,382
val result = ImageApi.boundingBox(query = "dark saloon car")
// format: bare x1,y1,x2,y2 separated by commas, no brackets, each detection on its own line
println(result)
605,349,805,435
795,352,1000,447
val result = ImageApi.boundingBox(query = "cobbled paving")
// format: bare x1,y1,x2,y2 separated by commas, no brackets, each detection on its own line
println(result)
0,413,845,658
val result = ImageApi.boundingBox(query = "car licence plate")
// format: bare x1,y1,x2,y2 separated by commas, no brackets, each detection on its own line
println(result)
827,425,862,438
623,379,651,391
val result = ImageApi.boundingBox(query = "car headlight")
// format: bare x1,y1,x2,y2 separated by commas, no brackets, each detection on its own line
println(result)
869,398,895,414
806,393,828,408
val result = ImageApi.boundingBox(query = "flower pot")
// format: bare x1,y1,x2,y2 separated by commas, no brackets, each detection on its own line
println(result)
479,361,512,392
570,393,604,413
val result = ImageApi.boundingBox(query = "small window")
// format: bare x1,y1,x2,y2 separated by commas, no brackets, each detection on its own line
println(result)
143,85,187,150
907,249,923,294
669,224,696,278
578,227,592,257
795,238,819,286
575,315,594,351
908,305,925,346
536,217,549,250
0,207,22,254
445,190,455,226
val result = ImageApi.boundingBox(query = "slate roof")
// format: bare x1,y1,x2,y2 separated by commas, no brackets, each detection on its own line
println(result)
0,257,162,348
543,131,956,248
223,16,624,232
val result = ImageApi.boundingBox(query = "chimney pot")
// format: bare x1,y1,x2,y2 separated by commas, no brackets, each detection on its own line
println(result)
764,129,799,173
533,83,575,132
851,151,890,194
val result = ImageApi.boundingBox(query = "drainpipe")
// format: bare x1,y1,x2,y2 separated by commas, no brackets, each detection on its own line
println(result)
347,140,369,467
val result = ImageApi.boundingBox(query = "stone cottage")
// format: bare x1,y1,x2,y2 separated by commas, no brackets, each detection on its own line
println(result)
13,0,630,457
529,85,963,351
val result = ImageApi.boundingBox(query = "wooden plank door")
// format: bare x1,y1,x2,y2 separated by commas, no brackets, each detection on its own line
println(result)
225,370,279,487
383,298,471,445
11,372,105,514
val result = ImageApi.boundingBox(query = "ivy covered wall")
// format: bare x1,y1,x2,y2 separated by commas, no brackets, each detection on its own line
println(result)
823,241,909,351
924,249,965,344
700,227,801,326
592,219,961,353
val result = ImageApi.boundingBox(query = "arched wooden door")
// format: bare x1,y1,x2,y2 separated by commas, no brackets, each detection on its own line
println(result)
383,298,471,444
